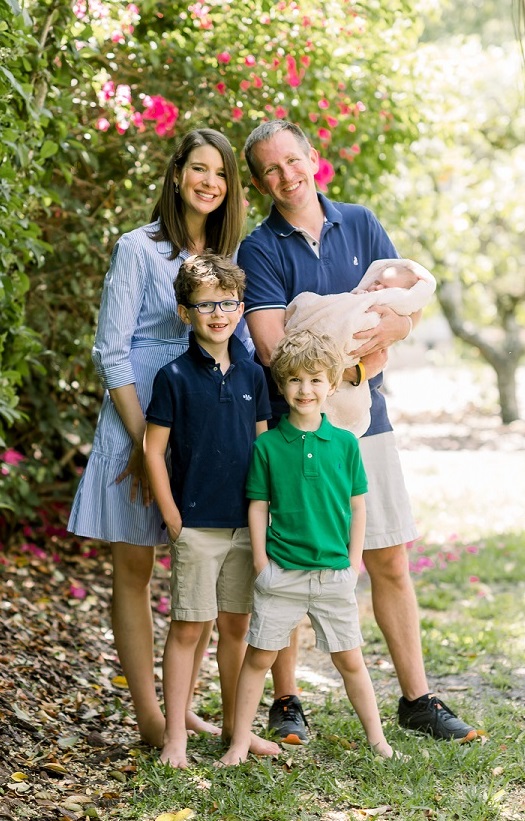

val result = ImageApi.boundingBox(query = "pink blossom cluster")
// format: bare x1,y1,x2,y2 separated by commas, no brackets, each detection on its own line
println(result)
73,0,140,44
314,157,335,191
188,2,213,29
95,78,178,137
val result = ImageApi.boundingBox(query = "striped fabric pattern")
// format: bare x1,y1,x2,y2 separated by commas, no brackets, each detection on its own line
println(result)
68,222,192,546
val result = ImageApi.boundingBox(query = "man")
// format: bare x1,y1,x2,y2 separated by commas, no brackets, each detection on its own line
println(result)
237,120,478,745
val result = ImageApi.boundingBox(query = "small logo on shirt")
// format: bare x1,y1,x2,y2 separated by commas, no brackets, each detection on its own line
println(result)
243,394,253,401
353,256,359,265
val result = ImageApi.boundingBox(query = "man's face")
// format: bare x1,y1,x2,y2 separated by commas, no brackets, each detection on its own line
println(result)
250,130,320,217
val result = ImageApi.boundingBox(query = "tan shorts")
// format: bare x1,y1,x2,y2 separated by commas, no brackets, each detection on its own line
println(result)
359,431,419,550
247,560,363,654
169,527,254,621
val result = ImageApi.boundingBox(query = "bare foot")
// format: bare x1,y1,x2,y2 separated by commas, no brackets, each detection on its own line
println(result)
160,739,189,769
139,712,166,749
248,732,280,757
371,739,394,758
186,709,221,736
216,744,250,766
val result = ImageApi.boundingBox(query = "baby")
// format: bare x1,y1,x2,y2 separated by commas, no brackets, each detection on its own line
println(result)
285,258,436,436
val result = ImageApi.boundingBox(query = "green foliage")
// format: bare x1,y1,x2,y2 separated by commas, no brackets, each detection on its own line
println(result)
1,0,424,538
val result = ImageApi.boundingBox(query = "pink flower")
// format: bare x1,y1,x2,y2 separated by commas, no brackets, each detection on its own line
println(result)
245,55,256,66
300,55,310,67
469,575,480,583
350,143,361,154
275,106,288,118
70,584,87,599
318,98,329,109
157,555,171,570
156,596,170,614
142,95,179,137
314,157,335,191
232,107,243,120
96,116,110,132
1,449,25,465
317,127,331,142
115,84,132,105
240,79,251,91
326,116,338,128
215,82,226,95
131,111,145,130
308,112,318,123
217,51,231,64
252,75,263,88
466,545,479,554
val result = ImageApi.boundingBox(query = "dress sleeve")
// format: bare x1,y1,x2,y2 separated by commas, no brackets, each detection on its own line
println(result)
92,233,147,389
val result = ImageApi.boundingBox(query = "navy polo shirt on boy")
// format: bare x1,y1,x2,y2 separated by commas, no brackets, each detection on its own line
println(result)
146,332,271,528
238,193,398,436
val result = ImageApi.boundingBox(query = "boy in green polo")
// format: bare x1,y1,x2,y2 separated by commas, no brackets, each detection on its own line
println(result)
219,329,395,765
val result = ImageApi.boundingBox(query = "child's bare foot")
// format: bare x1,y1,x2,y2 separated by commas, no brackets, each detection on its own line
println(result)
248,732,280,757
186,709,221,736
371,739,394,758
160,739,189,769
216,743,250,766
139,713,166,748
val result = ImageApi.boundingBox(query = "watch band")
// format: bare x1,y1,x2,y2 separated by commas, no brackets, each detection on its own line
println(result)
350,360,365,387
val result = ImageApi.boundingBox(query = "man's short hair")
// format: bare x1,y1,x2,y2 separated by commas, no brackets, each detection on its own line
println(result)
244,120,311,179
270,329,344,389
175,252,245,306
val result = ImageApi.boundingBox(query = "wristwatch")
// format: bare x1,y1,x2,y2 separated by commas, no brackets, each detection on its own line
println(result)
350,360,365,387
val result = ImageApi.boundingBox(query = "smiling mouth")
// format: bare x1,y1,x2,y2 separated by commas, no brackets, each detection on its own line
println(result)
195,190,217,200
283,182,300,193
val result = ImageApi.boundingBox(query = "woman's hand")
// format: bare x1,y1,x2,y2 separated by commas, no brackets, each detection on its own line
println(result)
115,443,152,506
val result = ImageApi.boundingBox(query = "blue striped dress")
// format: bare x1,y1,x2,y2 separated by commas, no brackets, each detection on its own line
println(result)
68,220,253,547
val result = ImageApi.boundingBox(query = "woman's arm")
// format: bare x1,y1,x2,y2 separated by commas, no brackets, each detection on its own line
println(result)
109,385,151,505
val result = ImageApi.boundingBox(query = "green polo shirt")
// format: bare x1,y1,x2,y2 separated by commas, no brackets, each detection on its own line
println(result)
246,414,368,570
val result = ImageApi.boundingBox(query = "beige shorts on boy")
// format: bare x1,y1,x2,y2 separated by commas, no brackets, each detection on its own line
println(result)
169,527,254,621
247,560,363,653
359,431,419,550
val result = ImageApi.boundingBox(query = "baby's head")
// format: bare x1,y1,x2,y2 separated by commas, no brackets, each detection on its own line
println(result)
270,329,344,392
175,252,246,307
367,264,419,292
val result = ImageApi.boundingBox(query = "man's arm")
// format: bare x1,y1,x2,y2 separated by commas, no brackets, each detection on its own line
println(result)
246,309,286,367
248,499,270,575
143,423,182,542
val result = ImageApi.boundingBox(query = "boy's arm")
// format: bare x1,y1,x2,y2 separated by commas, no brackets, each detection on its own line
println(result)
143,423,182,541
349,494,366,575
255,420,268,437
248,499,270,575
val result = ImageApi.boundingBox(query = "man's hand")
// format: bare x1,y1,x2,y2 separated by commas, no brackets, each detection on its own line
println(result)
352,305,409,358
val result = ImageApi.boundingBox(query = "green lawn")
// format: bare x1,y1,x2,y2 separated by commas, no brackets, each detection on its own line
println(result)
122,532,525,821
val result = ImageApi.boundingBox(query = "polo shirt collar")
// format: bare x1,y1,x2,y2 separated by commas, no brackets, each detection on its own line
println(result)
265,193,343,237
187,331,249,366
278,412,333,442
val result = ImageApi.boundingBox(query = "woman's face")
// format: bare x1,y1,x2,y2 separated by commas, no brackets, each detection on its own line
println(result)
175,145,227,219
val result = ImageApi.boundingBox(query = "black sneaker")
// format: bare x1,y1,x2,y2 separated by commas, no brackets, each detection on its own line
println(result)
398,693,478,742
268,695,309,745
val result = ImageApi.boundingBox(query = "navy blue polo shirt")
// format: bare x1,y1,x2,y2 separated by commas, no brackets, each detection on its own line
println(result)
146,332,272,528
238,194,398,436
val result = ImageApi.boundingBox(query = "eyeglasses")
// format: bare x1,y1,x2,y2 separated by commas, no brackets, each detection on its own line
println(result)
186,300,241,314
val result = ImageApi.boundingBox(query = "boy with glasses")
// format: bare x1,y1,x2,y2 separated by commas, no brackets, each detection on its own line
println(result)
144,253,279,768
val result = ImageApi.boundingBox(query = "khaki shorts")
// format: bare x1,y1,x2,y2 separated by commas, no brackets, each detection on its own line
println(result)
359,431,419,550
169,527,254,621
247,560,363,654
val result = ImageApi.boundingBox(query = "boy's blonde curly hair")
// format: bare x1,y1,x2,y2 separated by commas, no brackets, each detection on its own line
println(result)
270,329,345,389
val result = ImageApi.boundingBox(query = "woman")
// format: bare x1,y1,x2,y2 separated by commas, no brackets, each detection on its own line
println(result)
68,129,246,747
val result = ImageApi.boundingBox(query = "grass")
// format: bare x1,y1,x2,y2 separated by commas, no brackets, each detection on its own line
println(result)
112,531,525,821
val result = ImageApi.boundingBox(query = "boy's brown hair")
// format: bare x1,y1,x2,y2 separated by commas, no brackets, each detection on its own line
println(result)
175,252,246,305
270,329,345,389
